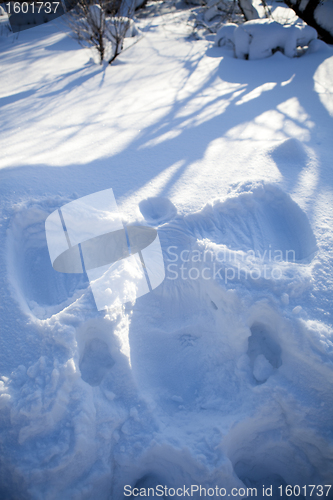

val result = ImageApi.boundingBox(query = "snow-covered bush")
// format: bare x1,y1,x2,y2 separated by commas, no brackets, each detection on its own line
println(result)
186,0,271,41
188,0,244,39
202,0,235,23
0,5,11,37
215,18,317,59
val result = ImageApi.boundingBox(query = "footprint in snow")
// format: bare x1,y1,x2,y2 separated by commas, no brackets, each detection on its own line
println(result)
139,197,177,225
79,338,114,387
184,183,317,262
247,322,282,384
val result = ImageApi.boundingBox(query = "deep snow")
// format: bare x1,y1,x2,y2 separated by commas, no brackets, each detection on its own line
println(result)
0,3,333,499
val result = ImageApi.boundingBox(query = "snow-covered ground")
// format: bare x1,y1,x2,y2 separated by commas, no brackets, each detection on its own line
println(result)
0,3,333,499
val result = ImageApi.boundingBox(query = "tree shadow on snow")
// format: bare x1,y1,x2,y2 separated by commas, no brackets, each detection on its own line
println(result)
1,42,332,205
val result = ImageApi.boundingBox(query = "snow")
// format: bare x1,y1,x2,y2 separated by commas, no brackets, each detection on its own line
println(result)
215,19,318,59
238,0,259,21
314,50,333,116
0,5,333,499
252,352,274,382
89,4,103,29
107,17,140,38
215,22,238,47
314,0,333,37
271,5,298,26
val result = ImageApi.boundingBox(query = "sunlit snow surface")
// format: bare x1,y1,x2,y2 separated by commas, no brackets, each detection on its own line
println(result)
0,5,333,499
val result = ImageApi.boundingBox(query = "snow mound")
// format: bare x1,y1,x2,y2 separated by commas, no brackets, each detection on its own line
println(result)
307,38,331,55
314,54,333,117
314,0,333,38
269,138,308,165
215,19,318,59
215,23,238,47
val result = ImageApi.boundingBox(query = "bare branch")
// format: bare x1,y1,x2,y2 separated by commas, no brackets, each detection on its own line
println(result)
65,0,136,64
